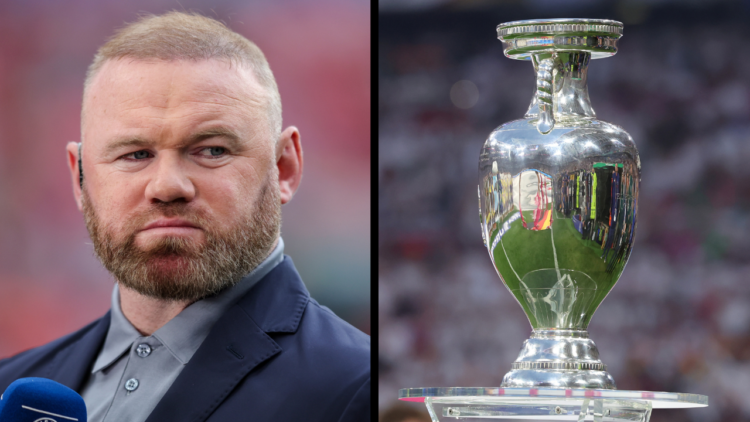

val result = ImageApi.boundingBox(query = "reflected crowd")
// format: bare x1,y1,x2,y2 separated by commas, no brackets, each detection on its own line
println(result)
380,12,750,421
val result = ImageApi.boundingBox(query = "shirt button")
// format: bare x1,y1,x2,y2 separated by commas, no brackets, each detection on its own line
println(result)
125,378,139,392
136,343,152,357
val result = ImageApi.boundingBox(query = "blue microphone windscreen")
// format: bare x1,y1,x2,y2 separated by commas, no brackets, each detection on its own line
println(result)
0,378,86,422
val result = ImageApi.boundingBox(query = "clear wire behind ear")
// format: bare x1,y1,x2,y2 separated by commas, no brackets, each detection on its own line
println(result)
78,142,83,189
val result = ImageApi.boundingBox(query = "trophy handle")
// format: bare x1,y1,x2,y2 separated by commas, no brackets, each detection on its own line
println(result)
535,57,555,134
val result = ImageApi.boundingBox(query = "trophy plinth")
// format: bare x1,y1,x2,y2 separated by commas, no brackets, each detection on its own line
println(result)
398,387,708,422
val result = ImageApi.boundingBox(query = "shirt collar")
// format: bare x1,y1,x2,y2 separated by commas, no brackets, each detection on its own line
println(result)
90,283,142,373
91,237,285,373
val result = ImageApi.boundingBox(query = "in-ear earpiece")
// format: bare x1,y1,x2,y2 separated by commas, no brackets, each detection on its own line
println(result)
78,143,83,190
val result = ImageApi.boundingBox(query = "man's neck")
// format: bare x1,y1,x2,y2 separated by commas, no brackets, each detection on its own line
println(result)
118,285,192,336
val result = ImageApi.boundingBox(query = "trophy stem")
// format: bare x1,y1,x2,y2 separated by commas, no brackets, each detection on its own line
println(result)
526,51,595,124
501,329,616,389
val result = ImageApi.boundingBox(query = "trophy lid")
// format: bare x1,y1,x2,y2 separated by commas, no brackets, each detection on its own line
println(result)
497,18,623,60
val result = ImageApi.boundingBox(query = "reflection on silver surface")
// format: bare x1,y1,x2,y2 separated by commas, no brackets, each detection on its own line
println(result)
496,18,623,60
479,19,640,389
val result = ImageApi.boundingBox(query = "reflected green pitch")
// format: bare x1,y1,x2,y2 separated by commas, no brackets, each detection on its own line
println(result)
480,123,639,331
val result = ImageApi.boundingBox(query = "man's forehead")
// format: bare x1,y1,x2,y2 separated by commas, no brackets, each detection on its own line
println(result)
81,58,271,147
86,58,266,112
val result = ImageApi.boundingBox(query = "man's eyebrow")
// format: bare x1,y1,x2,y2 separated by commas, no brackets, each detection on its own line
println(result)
103,128,243,156
103,137,154,156
187,127,242,148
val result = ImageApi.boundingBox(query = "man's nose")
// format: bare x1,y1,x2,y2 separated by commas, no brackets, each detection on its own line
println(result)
144,154,196,203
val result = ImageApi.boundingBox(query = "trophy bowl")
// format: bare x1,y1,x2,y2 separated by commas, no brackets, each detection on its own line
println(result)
478,19,639,390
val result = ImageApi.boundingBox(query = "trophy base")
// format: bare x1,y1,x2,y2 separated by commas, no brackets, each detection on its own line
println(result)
501,329,616,389
398,387,708,422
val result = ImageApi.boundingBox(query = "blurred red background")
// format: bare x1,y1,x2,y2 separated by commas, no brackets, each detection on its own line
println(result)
0,0,370,357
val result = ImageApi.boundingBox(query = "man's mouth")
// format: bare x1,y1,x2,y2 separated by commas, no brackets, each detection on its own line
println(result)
139,218,202,235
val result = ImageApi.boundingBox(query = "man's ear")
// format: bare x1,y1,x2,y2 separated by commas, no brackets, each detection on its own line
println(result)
66,142,83,211
276,126,303,204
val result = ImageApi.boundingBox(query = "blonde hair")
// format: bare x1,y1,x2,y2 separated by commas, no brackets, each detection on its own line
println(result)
82,11,282,139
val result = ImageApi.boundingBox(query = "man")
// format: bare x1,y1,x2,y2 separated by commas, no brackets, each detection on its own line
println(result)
0,11,370,422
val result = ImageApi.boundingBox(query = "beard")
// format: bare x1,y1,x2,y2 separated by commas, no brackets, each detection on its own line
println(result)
82,173,281,302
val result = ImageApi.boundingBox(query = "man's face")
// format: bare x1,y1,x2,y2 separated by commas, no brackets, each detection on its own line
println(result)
76,59,281,301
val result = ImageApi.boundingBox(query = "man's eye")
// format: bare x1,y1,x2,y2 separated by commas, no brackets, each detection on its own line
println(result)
200,147,227,157
125,150,151,160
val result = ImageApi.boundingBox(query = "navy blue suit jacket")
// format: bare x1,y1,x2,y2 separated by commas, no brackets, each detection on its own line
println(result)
0,257,371,422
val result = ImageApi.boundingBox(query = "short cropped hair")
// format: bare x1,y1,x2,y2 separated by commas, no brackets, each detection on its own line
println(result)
82,11,282,140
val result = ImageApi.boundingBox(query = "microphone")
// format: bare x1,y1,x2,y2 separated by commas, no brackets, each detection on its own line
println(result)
0,378,86,422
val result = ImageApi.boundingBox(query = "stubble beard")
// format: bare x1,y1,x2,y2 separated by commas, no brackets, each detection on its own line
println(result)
82,174,281,302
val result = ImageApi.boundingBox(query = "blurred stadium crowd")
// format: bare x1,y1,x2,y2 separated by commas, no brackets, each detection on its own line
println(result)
379,2,750,421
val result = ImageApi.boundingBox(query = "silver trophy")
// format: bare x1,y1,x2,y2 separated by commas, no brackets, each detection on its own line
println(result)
480,18,634,390
400,19,707,421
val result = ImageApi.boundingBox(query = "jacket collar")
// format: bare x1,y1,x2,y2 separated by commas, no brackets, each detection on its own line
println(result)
234,255,310,334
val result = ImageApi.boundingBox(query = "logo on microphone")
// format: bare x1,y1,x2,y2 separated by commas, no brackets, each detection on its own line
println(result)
23,405,78,421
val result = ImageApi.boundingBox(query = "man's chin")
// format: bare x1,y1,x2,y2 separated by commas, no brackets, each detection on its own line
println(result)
118,254,211,301
144,254,195,273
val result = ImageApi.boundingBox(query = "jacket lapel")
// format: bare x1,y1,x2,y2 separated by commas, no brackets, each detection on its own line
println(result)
46,311,111,392
145,257,310,422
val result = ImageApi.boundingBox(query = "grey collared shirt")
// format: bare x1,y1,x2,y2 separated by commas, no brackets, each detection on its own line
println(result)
80,238,285,422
